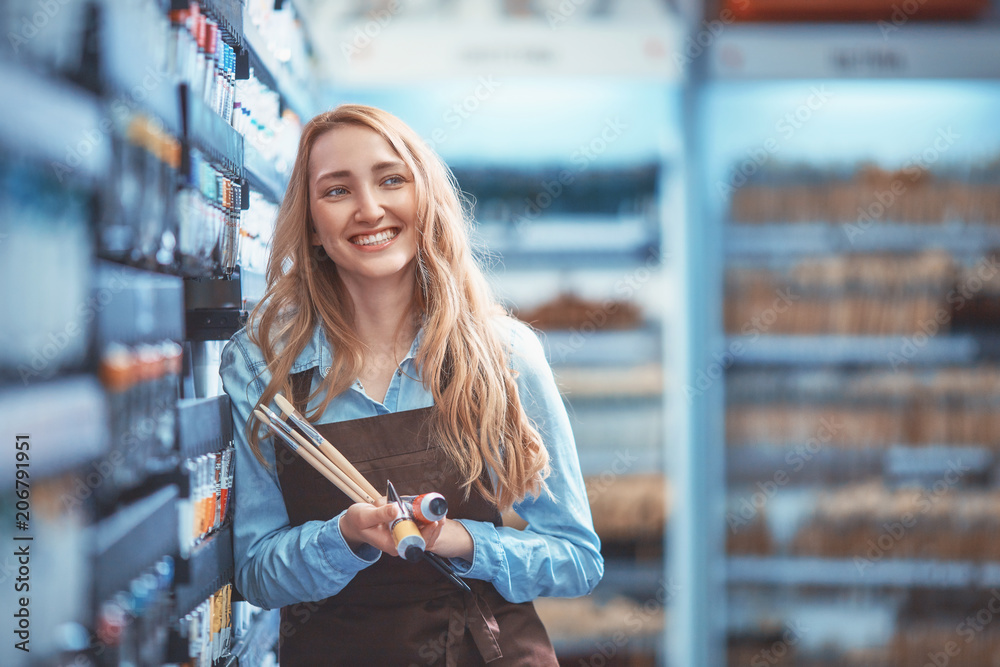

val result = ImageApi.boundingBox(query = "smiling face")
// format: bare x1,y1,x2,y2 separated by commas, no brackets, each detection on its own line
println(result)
308,124,419,294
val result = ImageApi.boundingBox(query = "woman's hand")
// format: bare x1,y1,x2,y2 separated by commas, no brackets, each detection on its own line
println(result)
423,519,474,561
339,497,400,556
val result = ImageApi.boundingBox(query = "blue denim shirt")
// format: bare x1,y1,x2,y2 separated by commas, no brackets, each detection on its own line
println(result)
220,316,603,610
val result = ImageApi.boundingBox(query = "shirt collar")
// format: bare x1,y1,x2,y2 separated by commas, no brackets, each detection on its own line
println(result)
294,323,425,379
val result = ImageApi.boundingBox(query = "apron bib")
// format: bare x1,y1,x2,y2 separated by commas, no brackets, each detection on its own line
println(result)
272,370,558,667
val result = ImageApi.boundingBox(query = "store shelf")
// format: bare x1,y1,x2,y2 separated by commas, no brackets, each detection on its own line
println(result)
173,523,234,620
708,24,1000,80
727,334,980,366
540,325,662,367
100,1,182,136
726,222,1000,259
0,60,110,180
241,18,315,119
95,261,185,347
474,216,659,269
183,85,243,175
226,609,280,667
200,0,244,48
727,443,995,486
177,395,233,459
244,141,288,204
93,484,181,603
728,556,1000,589
597,558,665,600
553,363,663,399
0,376,109,484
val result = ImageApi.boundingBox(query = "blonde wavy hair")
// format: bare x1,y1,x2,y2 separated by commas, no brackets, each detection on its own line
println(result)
244,104,550,510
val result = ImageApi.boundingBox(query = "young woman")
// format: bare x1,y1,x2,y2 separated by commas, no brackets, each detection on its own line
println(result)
220,104,603,665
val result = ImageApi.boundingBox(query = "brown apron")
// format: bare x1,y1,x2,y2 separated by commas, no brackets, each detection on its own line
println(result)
272,370,558,667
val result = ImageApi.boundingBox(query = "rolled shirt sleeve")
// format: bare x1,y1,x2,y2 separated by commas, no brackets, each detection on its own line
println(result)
449,320,605,603
220,330,380,611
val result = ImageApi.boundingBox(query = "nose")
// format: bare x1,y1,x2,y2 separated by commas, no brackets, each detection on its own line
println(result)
354,184,384,225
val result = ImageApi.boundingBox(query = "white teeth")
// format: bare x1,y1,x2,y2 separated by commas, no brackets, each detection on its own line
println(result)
351,229,398,246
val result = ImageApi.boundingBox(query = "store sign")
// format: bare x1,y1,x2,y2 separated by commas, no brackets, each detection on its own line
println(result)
325,22,685,83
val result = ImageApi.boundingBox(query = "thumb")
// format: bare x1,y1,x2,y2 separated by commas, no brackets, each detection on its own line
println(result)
378,503,401,523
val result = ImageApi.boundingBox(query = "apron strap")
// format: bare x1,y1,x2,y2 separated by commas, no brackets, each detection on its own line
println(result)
445,589,503,666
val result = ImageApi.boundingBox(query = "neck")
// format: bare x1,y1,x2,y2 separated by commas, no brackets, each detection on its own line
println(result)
341,266,419,354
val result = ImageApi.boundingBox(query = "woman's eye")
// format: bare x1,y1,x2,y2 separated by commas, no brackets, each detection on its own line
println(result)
382,175,405,187
325,187,348,197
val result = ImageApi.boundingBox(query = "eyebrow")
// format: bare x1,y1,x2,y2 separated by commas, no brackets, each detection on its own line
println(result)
315,160,408,183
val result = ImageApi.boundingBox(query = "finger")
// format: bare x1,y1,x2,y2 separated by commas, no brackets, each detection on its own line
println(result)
354,503,399,529
419,519,444,549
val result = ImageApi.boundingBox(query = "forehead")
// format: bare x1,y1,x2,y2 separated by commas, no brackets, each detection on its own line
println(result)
308,125,401,174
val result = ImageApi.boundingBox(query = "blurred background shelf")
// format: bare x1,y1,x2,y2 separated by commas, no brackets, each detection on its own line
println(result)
726,334,981,366
92,484,181,604
540,325,662,368
726,222,1000,259
241,17,316,119
0,59,110,181
728,556,1000,589
0,377,109,485
473,216,659,269
727,443,996,486
244,141,288,205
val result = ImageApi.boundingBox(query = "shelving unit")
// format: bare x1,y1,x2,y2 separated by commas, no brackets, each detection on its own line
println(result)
0,0,316,662
728,556,1000,589
676,14,1000,666
727,222,1000,258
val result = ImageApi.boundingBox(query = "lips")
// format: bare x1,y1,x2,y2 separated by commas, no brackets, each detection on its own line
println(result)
350,228,399,246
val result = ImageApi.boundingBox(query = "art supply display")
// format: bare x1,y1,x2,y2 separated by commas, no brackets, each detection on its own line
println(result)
181,446,235,553
176,583,233,667
97,340,183,499
95,557,175,667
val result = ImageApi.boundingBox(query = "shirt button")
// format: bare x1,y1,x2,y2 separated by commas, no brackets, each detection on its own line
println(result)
322,366,331,376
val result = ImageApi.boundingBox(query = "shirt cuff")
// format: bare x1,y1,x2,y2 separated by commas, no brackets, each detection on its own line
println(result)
317,511,381,572
450,519,503,581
